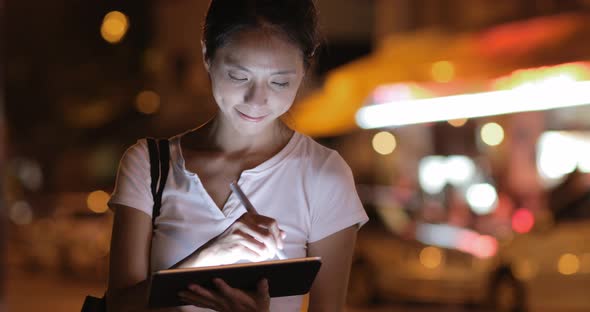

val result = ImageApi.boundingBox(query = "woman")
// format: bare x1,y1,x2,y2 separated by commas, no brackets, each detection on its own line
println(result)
106,0,368,311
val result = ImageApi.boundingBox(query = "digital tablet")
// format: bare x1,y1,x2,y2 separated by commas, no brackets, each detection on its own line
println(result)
148,256,322,308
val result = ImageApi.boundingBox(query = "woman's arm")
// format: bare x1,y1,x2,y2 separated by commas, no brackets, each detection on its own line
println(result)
106,204,157,312
307,225,358,312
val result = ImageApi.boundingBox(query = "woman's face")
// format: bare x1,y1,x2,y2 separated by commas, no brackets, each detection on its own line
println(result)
206,29,306,135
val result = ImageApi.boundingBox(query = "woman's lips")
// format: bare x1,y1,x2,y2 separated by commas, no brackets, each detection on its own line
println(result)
237,110,268,122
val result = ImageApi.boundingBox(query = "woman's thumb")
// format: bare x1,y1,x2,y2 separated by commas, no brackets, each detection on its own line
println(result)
257,278,270,303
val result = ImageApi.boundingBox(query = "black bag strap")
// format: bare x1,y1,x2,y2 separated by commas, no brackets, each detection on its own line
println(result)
146,138,170,229
82,138,170,312
81,295,106,312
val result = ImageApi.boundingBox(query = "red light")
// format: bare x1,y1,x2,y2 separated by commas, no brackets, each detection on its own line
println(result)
512,208,535,233
457,231,477,253
456,231,498,258
472,235,498,258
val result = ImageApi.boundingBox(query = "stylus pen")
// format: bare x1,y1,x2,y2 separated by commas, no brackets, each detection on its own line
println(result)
229,181,288,260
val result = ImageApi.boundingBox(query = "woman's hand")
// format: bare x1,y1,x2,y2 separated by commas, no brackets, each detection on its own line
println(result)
178,278,270,312
197,212,286,266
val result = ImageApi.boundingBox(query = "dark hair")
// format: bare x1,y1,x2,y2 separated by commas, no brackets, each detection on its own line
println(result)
203,0,320,68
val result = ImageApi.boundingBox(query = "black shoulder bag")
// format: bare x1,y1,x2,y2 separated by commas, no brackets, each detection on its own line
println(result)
81,138,170,312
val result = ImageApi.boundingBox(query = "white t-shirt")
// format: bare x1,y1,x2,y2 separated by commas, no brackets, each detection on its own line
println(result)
109,131,369,312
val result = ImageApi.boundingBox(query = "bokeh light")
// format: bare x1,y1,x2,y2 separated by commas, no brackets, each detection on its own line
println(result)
9,201,33,225
101,11,129,44
512,208,535,233
135,90,161,114
15,158,43,191
87,190,111,213
420,246,442,269
445,156,476,186
419,156,447,194
372,131,397,155
558,253,580,275
481,122,504,146
431,61,455,83
448,118,468,127
466,183,498,215
537,131,590,185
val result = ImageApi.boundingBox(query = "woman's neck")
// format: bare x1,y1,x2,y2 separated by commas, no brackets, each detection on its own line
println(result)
199,113,293,157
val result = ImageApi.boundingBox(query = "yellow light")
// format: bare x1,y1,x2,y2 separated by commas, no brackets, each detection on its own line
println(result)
87,190,110,213
448,118,468,127
494,62,590,91
481,122,504,146
558,253,580,275
135,90,161,114
372,131,397,155
431,61,455,83
101,11,129,44
419,246,442,269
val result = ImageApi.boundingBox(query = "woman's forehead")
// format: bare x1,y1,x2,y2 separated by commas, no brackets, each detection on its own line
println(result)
216,29,304,72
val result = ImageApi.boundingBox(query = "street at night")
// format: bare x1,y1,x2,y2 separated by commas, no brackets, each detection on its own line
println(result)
4,1,590,312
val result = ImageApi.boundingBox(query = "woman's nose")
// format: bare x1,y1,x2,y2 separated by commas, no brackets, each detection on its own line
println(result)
244,83,268,107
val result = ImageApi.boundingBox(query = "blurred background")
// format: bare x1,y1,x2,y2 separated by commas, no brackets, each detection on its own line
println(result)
3,0,590,311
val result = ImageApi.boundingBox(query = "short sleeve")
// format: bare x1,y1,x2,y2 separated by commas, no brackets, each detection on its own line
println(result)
308,151,369,243
108,139,154,217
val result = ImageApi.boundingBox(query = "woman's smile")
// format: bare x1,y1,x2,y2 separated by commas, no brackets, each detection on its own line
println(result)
236,109,268,123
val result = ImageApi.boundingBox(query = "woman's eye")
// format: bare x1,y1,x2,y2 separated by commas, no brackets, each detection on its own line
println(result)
272,81,290,88
228,73,247,82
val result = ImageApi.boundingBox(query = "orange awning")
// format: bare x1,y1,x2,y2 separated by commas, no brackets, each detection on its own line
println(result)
291,13,590,137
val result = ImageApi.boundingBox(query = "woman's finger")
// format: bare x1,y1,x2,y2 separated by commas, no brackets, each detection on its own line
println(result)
256,278,271,305
249,214,284,250
268,223,284,250
213,278,256,306
237,225,277,258
232,229,265,250
178,296,213,309
213,278,239,298
235,245,266,262
231,229,271,259
237,213,284,249
178,289,219,310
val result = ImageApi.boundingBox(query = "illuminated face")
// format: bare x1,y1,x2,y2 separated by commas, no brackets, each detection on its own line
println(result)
206,29,306,135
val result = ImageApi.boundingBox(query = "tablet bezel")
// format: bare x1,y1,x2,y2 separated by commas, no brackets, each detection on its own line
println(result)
148,256,322,308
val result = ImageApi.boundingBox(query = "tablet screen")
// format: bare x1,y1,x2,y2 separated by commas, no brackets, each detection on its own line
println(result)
148,257,322,308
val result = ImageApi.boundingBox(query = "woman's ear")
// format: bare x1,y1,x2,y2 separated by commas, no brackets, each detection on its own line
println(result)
201,40,210,72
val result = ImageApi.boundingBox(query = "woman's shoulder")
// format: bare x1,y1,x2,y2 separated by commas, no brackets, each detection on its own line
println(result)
293,132,350,174
119,133,181,163
126,131,188,153
295,132,334,156
120,138,149,159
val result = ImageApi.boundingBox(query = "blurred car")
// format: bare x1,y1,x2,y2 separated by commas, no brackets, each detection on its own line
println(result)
347,210,496,308
348,190,590,312
491,189,590,312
